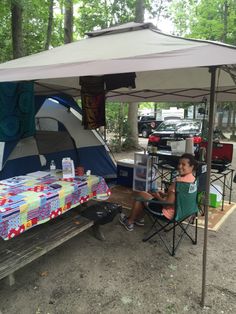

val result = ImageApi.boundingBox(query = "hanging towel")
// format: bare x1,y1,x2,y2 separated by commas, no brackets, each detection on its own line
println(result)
0,81,35,141
80,76,106,129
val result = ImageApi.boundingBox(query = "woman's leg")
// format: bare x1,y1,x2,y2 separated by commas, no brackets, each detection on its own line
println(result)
128,191,153,224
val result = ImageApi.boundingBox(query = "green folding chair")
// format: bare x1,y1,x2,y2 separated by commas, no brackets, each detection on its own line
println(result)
143,180,199,256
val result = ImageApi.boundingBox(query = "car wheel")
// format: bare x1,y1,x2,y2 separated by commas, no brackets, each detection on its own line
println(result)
142,129,148,138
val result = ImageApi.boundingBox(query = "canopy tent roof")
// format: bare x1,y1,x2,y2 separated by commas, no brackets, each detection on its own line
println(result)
0,22,235,102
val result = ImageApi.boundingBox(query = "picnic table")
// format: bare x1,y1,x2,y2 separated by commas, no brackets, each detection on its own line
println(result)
0,173,111,284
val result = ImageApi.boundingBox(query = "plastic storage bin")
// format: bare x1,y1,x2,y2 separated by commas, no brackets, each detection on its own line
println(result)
133,152,158,192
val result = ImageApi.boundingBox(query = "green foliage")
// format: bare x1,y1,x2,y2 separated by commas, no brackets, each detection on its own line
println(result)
138,102,193,111
105,102,129,152
0,0,60,61
73,0,137,37
23,0,50,55
0,0,11,62
106,102,129,133
0,0,175,62
170,0,236,44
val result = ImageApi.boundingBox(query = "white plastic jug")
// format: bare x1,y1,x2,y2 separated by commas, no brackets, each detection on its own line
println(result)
62,157,75,179
185,138,194,155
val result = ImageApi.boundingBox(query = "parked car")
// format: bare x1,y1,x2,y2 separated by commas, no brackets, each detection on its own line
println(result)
148,119,209,151
138,115,162,138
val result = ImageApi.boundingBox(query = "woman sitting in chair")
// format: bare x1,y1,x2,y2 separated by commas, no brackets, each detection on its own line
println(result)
119,153,197,231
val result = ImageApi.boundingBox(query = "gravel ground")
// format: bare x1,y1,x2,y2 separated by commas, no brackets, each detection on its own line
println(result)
0,139,235,314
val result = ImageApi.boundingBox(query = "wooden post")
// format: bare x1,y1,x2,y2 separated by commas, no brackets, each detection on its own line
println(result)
6,273,15,286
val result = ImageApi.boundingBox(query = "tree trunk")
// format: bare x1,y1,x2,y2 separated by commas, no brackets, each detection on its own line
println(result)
125,0,145,150
154,103,158,119
230,103,236,140
128,103,139,147
134,0,145,23
44,0,54,50
64,0,73,44
217,104,223,129
193,104,196,119
118,105,124,147
222,1,229,42
227,103,232,130
11,0,24,58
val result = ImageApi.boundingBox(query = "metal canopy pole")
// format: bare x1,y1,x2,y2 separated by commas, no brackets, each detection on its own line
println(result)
201,66,217,307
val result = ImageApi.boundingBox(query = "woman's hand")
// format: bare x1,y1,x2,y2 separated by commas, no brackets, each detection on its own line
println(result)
158,190,166,198
149,190,166,200
148,191,158,198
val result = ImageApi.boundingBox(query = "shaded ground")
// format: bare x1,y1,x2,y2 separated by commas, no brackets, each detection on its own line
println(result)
0,140,235,314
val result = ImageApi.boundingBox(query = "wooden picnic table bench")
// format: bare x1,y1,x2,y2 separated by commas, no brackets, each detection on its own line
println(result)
0,209,104,286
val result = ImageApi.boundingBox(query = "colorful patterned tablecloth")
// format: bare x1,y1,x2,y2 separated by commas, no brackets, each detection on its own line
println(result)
0,174,111,240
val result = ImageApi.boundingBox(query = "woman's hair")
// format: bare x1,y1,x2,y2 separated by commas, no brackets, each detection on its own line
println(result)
180,153,197,171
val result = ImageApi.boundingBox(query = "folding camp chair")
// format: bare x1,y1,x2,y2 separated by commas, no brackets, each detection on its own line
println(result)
143,180,199,256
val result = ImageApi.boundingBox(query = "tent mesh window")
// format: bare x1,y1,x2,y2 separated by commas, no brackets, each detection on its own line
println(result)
35,130,75,154
35,117,77,155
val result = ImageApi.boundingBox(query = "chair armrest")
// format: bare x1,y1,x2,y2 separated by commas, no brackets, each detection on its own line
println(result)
134,196,174,207
147,199,174,206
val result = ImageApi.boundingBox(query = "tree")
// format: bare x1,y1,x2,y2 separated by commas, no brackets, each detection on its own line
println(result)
135,0,145,22
74,0,137,37
23,0,55,55
44,0,54,50
169,0,236,137
11,0,24,58
0,1,12,62
64,0,73,43
123,0,146,150
0,0,63,61
170,0,236,44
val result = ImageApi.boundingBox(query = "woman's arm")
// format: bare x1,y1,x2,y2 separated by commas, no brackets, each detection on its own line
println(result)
164,182,175,204
151,183,175,203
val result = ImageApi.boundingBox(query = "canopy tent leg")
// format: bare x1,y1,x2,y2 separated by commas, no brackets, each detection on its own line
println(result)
93,224,105,241
5,273,15,286
201,66,217,307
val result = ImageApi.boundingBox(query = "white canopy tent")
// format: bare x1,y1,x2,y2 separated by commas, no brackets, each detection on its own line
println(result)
0,22,236,306
0,22,235,102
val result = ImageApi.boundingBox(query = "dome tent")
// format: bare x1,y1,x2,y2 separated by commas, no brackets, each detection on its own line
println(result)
0,95,116,180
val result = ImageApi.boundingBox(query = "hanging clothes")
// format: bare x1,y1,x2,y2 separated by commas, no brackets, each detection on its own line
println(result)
80,76,106,129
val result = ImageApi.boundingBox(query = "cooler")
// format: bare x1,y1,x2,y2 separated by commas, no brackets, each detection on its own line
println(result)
117,159,134,187
200,142,233,172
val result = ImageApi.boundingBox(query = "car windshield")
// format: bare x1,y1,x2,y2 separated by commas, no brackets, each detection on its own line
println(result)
156,120,201,133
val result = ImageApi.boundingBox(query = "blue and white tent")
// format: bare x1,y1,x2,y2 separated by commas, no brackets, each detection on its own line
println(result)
0,95,116,180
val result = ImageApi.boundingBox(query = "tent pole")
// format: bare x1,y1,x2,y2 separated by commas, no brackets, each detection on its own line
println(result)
201,66,217,307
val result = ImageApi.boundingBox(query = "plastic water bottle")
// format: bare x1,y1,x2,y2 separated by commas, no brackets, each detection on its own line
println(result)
50,160,56,176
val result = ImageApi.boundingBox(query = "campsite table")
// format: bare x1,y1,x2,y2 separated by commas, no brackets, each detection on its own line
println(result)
0,173,111,241
149,151,184,189
150,151,234,211
209,167,234,210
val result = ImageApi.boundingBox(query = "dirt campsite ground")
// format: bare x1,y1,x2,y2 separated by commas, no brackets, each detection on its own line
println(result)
0,139,236,314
